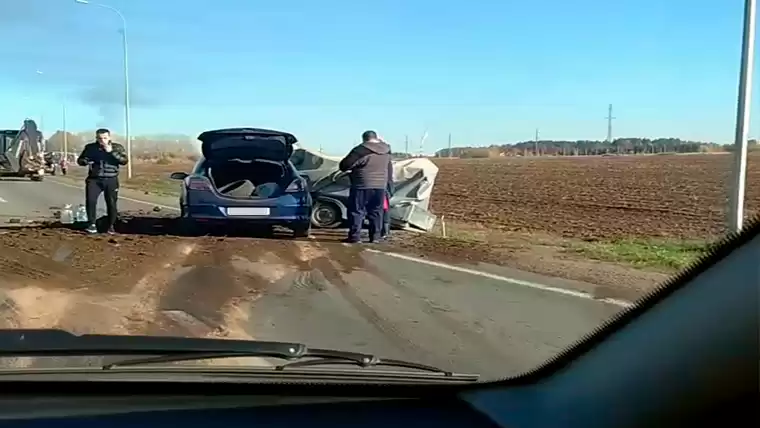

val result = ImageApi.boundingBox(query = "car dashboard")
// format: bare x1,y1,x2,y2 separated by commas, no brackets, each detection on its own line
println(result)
0,394,498,428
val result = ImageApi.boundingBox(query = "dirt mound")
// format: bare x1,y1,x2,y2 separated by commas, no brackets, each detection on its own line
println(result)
0,222,366,343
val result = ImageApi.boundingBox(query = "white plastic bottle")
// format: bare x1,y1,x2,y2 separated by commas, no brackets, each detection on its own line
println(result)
75,204,88,223
60,204,74,225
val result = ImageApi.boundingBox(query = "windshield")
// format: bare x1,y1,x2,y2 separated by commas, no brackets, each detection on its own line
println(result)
0,0,756,382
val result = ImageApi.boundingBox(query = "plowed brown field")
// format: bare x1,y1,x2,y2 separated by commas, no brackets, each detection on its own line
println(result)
69,152,760,241
429,153,760,240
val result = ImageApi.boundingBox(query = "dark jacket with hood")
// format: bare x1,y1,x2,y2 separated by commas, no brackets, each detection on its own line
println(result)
77,142,128,179
339,139,393,190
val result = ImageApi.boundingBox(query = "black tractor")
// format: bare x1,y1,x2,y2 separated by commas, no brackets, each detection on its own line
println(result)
0,119,47,181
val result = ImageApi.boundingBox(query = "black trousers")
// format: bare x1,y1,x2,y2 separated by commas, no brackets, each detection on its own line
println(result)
85,177,119,228
347,187,384,242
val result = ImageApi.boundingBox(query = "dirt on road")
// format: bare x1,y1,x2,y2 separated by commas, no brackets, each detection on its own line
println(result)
0,211,668,338
0,219,372,347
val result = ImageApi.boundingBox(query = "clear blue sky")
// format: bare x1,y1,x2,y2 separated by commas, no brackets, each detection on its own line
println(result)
0,0,757,154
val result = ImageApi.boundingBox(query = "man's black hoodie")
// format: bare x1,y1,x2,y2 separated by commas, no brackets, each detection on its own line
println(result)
339,139,392,190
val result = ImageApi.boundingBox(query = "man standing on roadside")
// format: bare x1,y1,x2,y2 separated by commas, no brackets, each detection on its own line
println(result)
76,128,128,234
339,130,392,244
59,155,68,176
380,168,394,240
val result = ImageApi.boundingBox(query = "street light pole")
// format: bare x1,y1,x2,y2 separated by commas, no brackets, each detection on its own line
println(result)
728,0,756,233
120,24,132,179
34,70,45,133
62,104,68,156
36,69,69,158
75,0,132,179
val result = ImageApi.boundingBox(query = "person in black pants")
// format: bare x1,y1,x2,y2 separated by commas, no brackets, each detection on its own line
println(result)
338,130,392,244
76,128,128,234
380,175,393,240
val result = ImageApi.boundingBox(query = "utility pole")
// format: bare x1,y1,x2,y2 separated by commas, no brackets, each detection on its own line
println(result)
605,104,618,154
605,104,615,144
76,0,132,179
34,71,44,135
447,133,452,158
404,135,409,156
419,130,428,157
534,128,539,156
62,104,68,156
728,0,756,233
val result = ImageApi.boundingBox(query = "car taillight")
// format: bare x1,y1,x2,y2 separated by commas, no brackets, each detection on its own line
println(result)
187,177,212,191
285,178,304,192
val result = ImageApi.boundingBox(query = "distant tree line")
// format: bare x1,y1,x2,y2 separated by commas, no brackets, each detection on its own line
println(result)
38,129,758,160
43,130,197,155
435,138,760,158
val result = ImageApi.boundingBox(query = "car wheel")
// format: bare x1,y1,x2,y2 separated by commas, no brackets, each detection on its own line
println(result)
293,223,311,238
311,200,342,229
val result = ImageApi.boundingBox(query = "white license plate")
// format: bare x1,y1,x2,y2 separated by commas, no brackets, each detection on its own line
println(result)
227,207,270,216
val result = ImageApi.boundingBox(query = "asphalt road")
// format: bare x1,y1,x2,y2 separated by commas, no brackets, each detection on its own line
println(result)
0,176,627,380
0,176,157,222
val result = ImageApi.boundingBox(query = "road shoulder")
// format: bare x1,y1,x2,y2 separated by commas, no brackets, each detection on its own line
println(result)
47,174,674,302
49,175,179,210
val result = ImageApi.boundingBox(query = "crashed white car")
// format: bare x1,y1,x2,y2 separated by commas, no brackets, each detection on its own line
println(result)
290,146,438,232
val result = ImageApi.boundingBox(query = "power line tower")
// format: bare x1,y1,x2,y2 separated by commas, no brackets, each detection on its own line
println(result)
419,130,428,157
447,133,452,158
605,104,615,144
534,128,539,156
404,135,409,156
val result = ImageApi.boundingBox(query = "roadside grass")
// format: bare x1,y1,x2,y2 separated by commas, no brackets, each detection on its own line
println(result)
429,220,712,272
565,239,711,271
125,176,181,197
66,162,186,197
118,174,181,197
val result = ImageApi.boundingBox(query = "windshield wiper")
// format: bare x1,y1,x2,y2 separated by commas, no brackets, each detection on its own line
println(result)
102,348,457,376
0,329,306,360
0,329,475,380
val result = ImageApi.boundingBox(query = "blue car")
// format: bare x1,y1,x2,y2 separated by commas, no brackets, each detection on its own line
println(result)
170,128,312,237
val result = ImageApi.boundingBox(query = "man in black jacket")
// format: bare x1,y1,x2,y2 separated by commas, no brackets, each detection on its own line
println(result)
76,128,128,234
338,130,393,243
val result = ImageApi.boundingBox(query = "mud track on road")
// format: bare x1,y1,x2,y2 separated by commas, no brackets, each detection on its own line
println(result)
0,217,376,367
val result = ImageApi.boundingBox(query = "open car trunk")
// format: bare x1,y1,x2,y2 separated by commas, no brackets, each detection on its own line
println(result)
206,159,290,199
196,128,300,199
198,128,296,162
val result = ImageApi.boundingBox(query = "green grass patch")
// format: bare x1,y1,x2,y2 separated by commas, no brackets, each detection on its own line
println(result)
66,170,180,197
122,177,181,197
567,239,710,271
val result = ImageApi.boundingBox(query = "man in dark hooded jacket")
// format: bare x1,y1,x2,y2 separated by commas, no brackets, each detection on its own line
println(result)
339,130,393,243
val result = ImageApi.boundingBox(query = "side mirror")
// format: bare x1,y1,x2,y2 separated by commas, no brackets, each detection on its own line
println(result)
170,172,188,180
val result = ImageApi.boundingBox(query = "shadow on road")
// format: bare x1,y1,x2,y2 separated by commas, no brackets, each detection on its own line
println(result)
116,215,364,244
0,177,41,182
